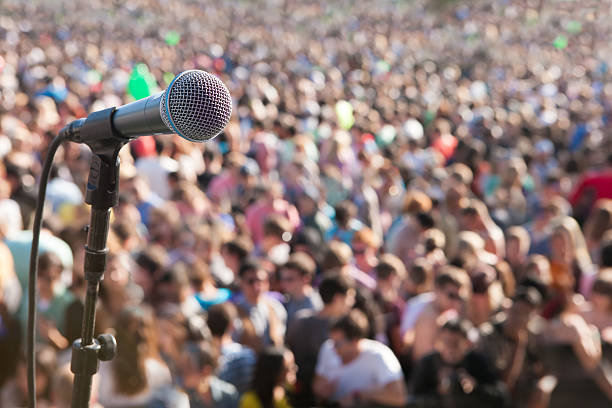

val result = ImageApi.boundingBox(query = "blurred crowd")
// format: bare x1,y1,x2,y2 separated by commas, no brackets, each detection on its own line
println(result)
1,0,612,407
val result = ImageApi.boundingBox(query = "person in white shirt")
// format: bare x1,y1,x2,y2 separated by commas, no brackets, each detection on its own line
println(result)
313,309,407,407
134,136,179,201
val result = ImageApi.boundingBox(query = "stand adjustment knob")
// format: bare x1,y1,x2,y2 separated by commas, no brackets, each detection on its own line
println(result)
97,333,117,361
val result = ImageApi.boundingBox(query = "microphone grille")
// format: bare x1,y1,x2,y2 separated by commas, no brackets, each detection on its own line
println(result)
160,70,232,142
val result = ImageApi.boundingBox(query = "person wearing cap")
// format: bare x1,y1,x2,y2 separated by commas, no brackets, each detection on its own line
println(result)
477,286,546,407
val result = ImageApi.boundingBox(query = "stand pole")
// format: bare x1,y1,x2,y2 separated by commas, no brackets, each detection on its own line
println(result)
70,208,112,408
67,108,128,408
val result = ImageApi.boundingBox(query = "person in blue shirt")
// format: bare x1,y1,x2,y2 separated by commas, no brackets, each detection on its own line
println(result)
324,200,363,245
207,302,256,395
191,260,232,311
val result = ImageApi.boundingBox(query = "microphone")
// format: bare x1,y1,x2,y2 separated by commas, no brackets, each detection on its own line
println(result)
62,70,232,144
52,73,228,408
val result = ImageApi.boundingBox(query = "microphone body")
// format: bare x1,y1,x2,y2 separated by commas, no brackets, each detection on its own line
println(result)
61,70,232,144
112,91,168,138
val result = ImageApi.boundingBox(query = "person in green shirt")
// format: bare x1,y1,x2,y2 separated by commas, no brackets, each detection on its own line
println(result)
17,251,74,349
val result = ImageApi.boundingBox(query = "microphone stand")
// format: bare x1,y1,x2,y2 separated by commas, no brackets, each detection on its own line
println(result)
62,108,130,408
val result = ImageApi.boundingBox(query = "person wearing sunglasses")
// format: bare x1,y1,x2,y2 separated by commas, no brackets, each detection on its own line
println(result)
404,266,471,366
233,260,287,353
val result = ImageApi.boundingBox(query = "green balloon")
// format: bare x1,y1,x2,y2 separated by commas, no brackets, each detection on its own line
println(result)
335,100,355,130
566,21,582,34
553,35,568,50
127,64,158,100
165,30,181,46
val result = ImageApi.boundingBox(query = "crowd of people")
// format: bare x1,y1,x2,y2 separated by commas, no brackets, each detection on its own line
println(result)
1,0,612,406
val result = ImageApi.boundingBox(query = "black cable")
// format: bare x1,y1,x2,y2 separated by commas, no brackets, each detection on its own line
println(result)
27,133,68,408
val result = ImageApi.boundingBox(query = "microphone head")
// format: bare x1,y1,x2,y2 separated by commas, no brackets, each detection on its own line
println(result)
160,70,232,142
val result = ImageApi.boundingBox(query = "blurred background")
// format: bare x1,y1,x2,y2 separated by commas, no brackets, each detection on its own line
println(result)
1,0,612,407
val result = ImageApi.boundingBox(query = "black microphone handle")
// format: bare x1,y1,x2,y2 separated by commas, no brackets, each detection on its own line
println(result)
111,91,171,138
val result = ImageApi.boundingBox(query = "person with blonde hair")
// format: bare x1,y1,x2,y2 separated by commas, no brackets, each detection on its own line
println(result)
351,226,381,277
505,225,531,279
459,199,506,258
549,216,594,297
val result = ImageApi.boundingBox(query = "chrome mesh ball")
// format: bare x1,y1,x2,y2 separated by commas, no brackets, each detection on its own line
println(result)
160,70,232,142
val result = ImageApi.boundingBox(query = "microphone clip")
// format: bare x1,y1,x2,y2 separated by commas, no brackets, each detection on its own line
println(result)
61,107,129,209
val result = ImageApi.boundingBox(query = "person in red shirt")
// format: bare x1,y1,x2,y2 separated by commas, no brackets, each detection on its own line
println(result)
569,154,612,223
